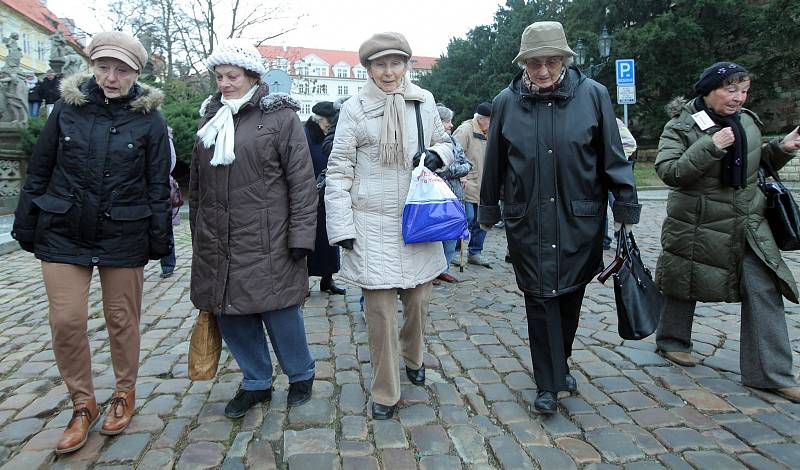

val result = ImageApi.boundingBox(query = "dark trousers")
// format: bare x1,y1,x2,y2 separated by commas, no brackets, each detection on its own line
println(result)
524,287,586,392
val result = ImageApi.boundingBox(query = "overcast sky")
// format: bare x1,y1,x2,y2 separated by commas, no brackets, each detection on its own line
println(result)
48,0,504,58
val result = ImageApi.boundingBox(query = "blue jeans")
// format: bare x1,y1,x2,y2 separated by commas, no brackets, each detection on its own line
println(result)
442,239,458,272
603,192,616,249
29,101,40,118
160,237,176,274
216,304,315,391
464,202,487,256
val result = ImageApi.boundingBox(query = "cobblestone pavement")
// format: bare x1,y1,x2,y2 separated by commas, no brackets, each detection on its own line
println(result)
0,199,799,469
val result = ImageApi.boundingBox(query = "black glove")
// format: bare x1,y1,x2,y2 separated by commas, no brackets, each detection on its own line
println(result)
149,240,173,260
290,248,312,261
18,240,34,253
336,239,354,250
412,151,444,171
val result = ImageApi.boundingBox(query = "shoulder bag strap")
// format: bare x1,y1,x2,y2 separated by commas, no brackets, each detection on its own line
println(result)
414,102,424,155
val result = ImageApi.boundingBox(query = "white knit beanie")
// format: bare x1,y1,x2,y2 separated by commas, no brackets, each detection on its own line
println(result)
205,40,267,77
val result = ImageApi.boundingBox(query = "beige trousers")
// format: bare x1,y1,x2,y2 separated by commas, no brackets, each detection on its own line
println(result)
362,282,432,406
42,262,144,405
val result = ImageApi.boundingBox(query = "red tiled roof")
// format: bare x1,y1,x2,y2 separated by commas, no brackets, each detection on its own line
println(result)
258,45,436,78
1,0,84,53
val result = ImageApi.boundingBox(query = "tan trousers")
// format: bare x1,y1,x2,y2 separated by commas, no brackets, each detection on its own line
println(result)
42,262,144,405
363,282,432,406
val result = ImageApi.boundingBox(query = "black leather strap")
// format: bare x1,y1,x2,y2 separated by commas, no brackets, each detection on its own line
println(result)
414,102,424,155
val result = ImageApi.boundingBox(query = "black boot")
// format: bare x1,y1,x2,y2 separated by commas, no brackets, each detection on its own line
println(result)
225,388,271,419
287,376,314,407
320,276,346,295
405,366,425,386
371,401,396,420
565,373,577,393
534,390,557,414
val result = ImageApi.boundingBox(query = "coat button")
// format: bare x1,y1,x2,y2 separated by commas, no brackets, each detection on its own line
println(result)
91,256,99,263
547,102,552,107
551,289,556,294
110,127,117,134
549,197,555,202
103,170,111,177
64,136,71,142
551,244,556,248
547,149,553,154
127,143,134,149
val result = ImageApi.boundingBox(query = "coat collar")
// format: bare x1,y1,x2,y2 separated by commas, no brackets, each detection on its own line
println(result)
509,66,584,104
359,78,426,114
60,73,164,114
198,84,300,119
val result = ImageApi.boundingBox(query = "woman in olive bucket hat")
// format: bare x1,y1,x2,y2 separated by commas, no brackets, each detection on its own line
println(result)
478,21,641,414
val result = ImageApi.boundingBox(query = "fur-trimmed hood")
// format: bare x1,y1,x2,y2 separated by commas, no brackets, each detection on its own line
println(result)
60,73,164,114
198,87,301,117
665,96,689,117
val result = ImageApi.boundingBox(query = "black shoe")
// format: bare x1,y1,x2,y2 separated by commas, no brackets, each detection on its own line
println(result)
534,390,557,414
160,270,173,278
406,366,425,386
287,376,314,407
320,278,346,295
565,373,577,393
371,402,396,420
504,254,512,263
225,388,271,419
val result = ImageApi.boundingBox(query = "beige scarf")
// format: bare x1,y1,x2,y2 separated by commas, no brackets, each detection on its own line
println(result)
363,77,408,168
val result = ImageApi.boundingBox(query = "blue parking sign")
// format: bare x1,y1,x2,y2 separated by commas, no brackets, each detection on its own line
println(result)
616,59,635,86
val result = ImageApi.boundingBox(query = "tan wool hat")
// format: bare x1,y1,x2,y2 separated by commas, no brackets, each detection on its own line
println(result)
358,32,412,67
512,21,576,65
86,31,148,71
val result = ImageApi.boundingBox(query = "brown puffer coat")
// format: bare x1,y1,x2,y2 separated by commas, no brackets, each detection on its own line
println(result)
189,86,317,315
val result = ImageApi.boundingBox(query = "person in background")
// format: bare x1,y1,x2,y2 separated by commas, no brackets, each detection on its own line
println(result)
40,69,61,116
479,21,640,414
25,72,41,118
305,101,345,295
189,41,318,419
325,32,453,419
654,61,800,403
321,95,351,158
434,103,472,284
161,127,181,278
603,118,638,249
454,102,492,268
12,32,171,453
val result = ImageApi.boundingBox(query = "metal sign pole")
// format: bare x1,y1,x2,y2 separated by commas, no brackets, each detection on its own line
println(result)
624,104,628,128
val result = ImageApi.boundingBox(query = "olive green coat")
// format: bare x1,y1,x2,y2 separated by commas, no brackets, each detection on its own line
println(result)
655,98,798,303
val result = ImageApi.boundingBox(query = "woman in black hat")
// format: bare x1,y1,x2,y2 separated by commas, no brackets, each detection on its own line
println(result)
306,101,345,295
654,62,800,402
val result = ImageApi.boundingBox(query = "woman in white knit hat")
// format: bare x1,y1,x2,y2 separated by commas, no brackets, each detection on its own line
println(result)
189,40,318,418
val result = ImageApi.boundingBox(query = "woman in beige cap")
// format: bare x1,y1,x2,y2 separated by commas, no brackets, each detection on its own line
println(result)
325,32,454,419
478,21,640,414
12,31,172,452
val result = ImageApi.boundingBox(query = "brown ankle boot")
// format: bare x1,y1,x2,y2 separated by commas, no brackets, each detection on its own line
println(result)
56,398,99,454
100,390,135,435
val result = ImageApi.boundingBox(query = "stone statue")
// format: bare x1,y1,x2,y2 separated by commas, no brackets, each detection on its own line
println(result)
61,52,85,77
0,71,29,124
49,31,67,61
1,33,22,76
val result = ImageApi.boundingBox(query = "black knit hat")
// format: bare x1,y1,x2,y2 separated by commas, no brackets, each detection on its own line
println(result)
311,101,336,118
476,101,492,117
693,62,749,96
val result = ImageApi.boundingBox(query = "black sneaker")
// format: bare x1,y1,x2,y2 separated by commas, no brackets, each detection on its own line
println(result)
224,388,271,419
287,376,314,407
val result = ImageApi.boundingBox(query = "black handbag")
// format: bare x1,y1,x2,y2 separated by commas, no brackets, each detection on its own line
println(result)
315,169,326,206
607,227,663,340
757,162,800,251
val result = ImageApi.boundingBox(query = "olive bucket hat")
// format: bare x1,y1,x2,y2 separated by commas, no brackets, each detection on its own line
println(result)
512,21,576,65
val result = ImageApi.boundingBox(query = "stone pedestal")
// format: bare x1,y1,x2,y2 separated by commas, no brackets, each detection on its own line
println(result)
0,124,25,214
48,58,65,75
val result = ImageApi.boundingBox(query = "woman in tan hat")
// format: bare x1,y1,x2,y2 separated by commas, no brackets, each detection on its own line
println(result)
325,32,454,419
478,21,641,414
12,31,172,452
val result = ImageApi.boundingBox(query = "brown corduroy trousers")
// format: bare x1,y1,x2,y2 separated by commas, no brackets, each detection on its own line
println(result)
362,282,432,407
42,262,144,405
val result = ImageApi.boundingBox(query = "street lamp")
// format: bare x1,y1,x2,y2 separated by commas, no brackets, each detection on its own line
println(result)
575,26,612,80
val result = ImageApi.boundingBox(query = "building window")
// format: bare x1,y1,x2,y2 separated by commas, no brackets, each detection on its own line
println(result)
337,85,348,95
313,83,327,94
301,103,311,114
357,86,363,93
311,66,327,77
295,65,308,76
297,82,310,94
335,67,348,78
273,57,288,71
22,33,30,54
354,67,367,79
37,40,46,61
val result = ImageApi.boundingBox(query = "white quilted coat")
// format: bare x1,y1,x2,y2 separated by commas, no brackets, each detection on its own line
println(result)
325,81,454,289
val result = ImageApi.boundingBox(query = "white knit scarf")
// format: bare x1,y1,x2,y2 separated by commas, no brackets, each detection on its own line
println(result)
197,84,259,166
